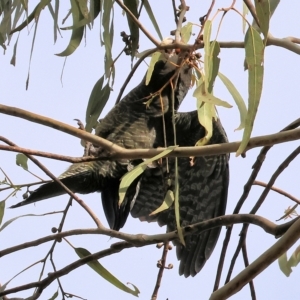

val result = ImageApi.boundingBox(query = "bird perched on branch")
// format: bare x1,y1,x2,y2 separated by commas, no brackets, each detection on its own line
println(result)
10,56,192,229
129,110,229,277
10,55,229,277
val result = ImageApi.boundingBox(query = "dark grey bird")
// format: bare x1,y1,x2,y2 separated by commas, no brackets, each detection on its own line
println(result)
10,56,229,278
129,111,229,277
10,57,192,231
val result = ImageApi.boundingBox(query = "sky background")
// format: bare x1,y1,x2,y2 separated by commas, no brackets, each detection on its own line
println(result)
1,1,300,299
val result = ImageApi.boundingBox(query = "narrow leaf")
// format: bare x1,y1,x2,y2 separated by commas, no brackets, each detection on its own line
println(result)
149,190,174,215
254,0,270,39
145,51,162,85
0,212,62,232
123,0,139,60
203,20,212,92
193,83,232,108
0,200,5,226
180,22,193,44
174,158,185,245
10,0,50,35
10,1,24,40
77,0,89,19
207,41,220,93
143,0,163,40
26,18,39,89
102,0,113,77
85,75,104,123
55,0,84,56
242,2,249,33
75,247,140,297
237,27,264,156
10,35,20,66
196,101,213,146
119,146,177,206
85,82,111,133
218,72,247,130
287,245,300,268
48,289,59,300
278,252,292,277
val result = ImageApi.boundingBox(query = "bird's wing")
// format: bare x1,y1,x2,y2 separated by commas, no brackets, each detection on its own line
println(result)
98,59,192,230
130,112,229,277
11,58,193,237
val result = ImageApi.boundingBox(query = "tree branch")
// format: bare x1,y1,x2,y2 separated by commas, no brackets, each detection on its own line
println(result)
151,242,171,300
241,241,256,300
1,105,300,160
253,180,300,205
0,214,298,259
210,217,300,300
1,213,298,298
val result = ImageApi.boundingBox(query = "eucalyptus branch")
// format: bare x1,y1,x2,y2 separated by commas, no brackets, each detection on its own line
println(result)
0,214,298,259
253,180,300,205
174,0,188,43
1,105,300,161
1,213,298,298
0,143,101,163
49,197,74,298
210,217,300,300
151,242,171,300
171,0,178,25
241,242,256,300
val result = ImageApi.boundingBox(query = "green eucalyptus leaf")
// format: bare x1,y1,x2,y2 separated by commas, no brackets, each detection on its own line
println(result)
237,27,264,156
143,0,162,40
218,72,247,131
55,0,84,56
16,153,28,170
119,146,177,206
74,247,140,297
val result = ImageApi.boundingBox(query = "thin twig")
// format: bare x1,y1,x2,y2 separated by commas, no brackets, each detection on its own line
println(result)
114,0,160,47
114,48,157,104
151,242,171,300
196,0,215,40
243,0,260,27
253,180,300,205
51,197,73,298
241,242,256,300
174,0,188,43
171,0,178,25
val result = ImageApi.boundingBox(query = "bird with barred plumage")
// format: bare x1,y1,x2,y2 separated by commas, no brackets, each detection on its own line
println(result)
10,55,229,277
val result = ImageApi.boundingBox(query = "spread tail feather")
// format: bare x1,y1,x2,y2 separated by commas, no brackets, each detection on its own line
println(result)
10,170,100,208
